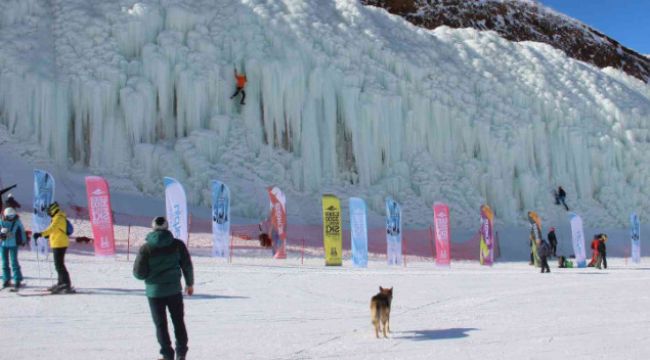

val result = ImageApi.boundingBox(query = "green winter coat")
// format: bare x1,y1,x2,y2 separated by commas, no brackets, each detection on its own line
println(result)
133,230,193,298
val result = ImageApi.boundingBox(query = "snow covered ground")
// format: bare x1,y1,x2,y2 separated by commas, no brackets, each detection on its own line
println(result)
3,251,650,360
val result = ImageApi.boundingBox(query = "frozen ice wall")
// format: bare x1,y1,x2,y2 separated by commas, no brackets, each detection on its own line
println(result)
1,0,650,227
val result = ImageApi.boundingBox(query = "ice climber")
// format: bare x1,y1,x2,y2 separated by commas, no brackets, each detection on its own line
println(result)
537,238,551,273
547,227,558,257
133,216,194,360
0,207,25,290
33,202,73,293
230,68,247,105
556,186,569,211
0,184,17,212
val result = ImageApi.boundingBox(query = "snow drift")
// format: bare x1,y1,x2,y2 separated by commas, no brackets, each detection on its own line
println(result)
1,0,650,228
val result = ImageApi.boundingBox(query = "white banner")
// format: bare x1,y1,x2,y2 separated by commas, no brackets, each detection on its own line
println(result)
631,212,641,264
569,213,586,268
164,177,188,243
211,180,230,258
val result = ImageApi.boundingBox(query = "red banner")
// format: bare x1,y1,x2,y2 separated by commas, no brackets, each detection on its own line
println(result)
85,176,116,256
433,203,451,267
268,186,287,259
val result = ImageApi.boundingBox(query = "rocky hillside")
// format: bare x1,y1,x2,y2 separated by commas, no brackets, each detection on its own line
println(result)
361,0,650,83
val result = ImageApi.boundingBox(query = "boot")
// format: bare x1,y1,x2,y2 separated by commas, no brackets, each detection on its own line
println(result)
2,281,10,288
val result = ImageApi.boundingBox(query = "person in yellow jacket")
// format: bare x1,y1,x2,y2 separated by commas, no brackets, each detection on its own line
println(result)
33,202,73,293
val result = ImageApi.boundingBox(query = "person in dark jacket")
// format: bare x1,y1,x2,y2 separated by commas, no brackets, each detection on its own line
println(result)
537,239,551,273
134,217,194,360
547,227,558,257
5,194,20,210
594,234,608,269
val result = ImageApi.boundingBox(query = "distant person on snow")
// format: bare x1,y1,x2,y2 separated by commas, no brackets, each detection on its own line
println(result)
0,207,26,290
0,184,17,212
547,227,558,257
133,216,194,360
537,238,551,273
594,234,608,269
33,202,73,293
558,255,574,268
556,186,569,211
587,234,600,267
230,68,247,105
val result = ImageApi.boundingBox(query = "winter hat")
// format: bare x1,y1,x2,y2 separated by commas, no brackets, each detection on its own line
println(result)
7,193,13,199
550,227,556,232
47,202,60,216
152,216,168,231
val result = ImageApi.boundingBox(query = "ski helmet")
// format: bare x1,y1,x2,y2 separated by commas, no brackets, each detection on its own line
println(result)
47,202,60,216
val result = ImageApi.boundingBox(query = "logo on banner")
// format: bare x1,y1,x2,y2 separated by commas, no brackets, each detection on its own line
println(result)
325,205,340,236
172,204,182,235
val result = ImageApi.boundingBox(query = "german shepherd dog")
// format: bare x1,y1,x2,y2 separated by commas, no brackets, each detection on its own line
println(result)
370,286,393,338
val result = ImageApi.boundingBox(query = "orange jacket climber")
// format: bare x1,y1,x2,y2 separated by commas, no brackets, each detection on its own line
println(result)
231,69,247,105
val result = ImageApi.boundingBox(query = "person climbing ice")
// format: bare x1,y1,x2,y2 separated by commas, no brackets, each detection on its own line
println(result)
230,68,247,105
555,186,569,211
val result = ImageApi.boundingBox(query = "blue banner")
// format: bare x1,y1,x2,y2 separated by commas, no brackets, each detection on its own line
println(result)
631,212,641,264
33,170,55,257
349,197,368,268
385,197,402,265
211,180,230,258
164,177,188,243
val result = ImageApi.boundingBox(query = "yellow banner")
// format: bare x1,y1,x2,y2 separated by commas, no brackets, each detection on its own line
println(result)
322,194,342,266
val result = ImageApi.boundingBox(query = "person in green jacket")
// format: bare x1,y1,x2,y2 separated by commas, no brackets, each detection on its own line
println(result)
133,217,194,360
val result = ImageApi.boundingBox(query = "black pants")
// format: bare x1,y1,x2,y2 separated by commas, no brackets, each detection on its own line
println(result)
52,247,71,286
550,243,557,257
595,253,607,269
540,255,550,273
231,87,246,104
148,293,188,359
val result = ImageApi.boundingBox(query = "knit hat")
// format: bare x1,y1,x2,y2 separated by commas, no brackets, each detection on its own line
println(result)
152,216,168,231
550,227,556,232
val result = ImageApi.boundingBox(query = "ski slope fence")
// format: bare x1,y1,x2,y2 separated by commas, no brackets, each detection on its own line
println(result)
65,204,496,261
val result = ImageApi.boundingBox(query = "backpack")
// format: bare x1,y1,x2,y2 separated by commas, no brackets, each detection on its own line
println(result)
66,219,74,236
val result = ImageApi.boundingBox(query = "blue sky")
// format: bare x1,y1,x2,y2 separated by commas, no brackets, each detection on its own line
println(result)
540,0,650,54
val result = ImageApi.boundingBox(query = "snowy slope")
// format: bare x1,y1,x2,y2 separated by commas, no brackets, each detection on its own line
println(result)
3,253,650,359
1,0,650,229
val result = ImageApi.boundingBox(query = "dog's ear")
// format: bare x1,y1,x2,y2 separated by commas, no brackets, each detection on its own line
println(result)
379,286,384,292
388,287,393,294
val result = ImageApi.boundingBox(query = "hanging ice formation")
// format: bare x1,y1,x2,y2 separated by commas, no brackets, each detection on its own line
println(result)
1,0,649,227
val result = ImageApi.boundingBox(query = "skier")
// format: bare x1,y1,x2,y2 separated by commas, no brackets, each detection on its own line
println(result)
32,202,73,293
537,238,551,273
133,216,194,360
0,184,17,212
594,234,608,269
557,186,569,211
0,207,25,290
547,227,558,257
230,68,247,105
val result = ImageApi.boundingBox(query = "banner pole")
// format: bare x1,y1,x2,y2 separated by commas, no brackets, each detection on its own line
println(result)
403,236,407,268
127,224,131,262
229,235,233,264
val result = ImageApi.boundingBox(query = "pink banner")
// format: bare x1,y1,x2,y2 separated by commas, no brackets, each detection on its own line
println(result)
433,203,451,267
85,176,116,256
268,186,287,259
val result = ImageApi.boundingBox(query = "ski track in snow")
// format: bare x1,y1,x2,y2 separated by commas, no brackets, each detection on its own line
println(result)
2,251,650,359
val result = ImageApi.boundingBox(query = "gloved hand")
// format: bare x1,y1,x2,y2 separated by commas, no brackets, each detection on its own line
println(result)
33,232,41,240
